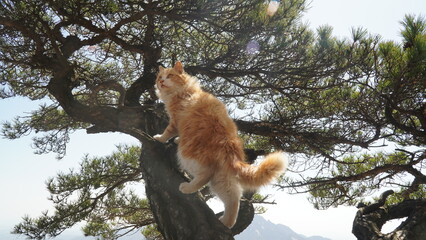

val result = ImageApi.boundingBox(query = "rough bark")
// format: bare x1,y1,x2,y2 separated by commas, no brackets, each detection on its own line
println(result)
352,190,426,240
139,139,254,240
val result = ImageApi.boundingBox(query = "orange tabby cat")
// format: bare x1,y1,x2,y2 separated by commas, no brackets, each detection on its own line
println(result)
153,61,287,228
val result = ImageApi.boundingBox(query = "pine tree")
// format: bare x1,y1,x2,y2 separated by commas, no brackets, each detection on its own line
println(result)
1,1,425,239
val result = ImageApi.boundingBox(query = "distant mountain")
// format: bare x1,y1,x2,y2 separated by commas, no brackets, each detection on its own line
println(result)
235,215,331,240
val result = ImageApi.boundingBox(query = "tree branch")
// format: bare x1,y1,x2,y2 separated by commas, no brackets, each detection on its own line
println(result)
353,190,426,240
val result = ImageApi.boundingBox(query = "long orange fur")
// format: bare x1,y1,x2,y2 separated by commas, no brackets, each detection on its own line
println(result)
153,61,287,228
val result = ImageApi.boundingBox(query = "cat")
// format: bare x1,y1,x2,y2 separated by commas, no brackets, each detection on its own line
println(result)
153,61,287,228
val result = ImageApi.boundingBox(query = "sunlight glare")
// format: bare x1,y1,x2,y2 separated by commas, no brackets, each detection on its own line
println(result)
246,40,260,55
267,0,280,17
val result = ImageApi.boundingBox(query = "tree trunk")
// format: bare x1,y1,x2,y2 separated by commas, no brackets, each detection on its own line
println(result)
352,190,426,240
139,137,255,239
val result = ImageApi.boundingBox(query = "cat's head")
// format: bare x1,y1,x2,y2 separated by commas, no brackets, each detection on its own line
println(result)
156,61,188,93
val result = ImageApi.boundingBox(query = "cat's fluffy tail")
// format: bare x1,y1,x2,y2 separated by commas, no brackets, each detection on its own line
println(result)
235,151,288,191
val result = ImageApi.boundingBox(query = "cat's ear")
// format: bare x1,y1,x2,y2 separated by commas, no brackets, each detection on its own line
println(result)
159,66,165,72
174,61,184,74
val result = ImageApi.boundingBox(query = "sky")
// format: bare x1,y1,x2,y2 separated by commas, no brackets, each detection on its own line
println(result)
1,1,425,240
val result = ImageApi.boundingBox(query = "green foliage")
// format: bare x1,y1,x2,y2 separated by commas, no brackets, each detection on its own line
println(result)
306,151,415,209
250,193,275,214
142,224,163,240
385,185,426,205
275,14,425,211
12,145,153,239
1,0,425,238
241,134,273,152
1,104,87,158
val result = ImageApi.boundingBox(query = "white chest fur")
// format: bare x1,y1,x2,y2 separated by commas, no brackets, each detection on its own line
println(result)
177,148,203,177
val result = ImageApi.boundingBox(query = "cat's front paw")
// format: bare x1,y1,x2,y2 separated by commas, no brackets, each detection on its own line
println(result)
153,134,166,143
179,182,195,194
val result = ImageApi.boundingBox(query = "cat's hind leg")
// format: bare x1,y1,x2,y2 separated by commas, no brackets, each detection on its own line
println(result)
177,150,212,194
210,177,242,228
179,169,212,194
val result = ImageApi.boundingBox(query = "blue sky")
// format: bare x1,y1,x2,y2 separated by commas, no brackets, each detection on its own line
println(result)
1,1,425,240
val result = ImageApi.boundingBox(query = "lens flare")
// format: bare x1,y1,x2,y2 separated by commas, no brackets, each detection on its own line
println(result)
267,0,280,17
246,40,260,55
